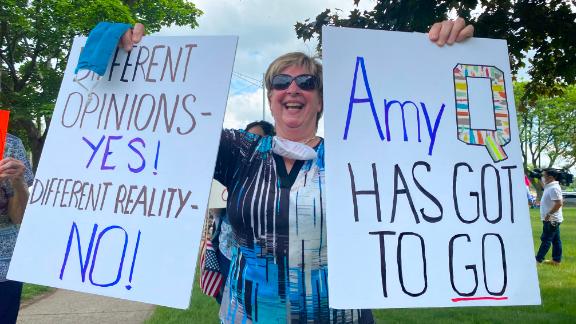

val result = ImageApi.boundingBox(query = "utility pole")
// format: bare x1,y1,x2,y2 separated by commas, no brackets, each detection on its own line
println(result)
232,71,266,120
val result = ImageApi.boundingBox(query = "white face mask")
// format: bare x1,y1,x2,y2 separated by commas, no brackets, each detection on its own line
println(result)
272,136,318,160
73,75,101,109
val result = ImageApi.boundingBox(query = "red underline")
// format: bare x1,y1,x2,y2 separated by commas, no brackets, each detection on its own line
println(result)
451,296,508,302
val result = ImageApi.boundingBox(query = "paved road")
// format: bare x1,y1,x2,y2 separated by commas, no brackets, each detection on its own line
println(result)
18,289,155,324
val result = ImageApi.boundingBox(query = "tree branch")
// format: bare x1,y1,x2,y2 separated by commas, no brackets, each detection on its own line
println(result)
15,40,41,91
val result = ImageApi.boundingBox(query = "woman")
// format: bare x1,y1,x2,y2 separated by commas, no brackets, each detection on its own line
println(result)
0,134,35,324
117,19,474,323
211,120,276,304
215,51,372,323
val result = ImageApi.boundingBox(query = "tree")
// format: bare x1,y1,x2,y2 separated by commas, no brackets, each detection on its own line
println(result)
0,0,202,170
295,0,576,99
517,83,576,171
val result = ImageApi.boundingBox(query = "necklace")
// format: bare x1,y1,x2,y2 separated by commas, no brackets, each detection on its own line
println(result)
299,136,317,146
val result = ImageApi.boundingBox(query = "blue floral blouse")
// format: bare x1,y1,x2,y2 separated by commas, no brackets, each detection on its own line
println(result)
0,134,34,281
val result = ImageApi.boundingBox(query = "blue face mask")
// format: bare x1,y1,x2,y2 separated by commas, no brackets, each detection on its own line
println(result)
74,22,132,106
75,22,132,76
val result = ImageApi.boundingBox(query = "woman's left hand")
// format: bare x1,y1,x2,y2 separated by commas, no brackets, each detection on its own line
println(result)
0,157,26,183
428,17,474,46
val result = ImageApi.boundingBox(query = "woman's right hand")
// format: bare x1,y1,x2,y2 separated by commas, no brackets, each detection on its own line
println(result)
120,23,145,52
0,157,26,184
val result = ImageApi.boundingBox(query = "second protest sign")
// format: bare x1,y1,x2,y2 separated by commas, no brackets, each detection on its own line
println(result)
323,26,540,309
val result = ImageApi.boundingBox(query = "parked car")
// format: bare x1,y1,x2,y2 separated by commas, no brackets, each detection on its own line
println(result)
563,192,576,207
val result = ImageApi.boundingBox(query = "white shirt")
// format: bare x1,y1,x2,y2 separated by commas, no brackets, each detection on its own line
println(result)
540,181,563,222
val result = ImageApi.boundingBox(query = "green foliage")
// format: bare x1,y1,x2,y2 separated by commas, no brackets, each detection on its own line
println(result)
0,0,202,168
147,208,576,323
295,0,576,99
129,0,202,33
517,82,576,170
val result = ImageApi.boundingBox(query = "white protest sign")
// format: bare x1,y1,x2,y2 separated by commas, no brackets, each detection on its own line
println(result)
323,26,540,309
208,180,227,209
9,36,237,309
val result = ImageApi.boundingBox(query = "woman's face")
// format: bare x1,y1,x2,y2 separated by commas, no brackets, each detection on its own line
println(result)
268,65,322,138
246,125,265,136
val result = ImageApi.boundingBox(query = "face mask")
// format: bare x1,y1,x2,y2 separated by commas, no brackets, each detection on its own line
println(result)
74,22,133,107
272,136,318,160
75,22,132,76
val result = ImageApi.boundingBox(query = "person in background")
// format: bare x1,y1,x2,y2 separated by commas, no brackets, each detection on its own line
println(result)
243,120,276,138
210,120,275,303
535,168,564,265
524,175,536,208
0,134,35,324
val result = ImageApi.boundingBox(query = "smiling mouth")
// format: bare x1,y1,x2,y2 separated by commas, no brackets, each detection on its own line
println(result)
284,103,304,110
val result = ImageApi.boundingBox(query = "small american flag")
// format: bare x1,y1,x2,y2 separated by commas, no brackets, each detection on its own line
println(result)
199,239,224,297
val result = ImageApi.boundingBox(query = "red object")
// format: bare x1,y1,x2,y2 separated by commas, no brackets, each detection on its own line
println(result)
0,110,10,158
451,296,508,302
524,175,531,187
199,239,224,297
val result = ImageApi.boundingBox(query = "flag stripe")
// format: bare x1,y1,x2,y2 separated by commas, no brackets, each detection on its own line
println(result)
200,238,224,297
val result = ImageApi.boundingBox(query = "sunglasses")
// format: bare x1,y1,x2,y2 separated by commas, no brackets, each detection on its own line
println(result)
271,74,318,91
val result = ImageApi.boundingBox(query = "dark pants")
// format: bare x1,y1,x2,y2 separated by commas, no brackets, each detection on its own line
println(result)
0,280,23,324
536,221,562,262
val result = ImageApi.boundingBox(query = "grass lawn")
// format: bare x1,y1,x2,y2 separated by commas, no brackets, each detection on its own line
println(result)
147,207,576,323
21,284,53,301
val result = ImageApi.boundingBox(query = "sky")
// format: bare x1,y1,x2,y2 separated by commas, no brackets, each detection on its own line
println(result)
156,0,377,133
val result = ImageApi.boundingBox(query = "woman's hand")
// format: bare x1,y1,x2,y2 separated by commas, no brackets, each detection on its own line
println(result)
120,23,145,52
0,157,26,183
1,157,30,224
428,18,474,46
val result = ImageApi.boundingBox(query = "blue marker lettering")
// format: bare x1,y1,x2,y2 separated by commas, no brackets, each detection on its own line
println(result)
89,225,128,287
60,222,98,282
421,103,445,156
82,135,105,168
128,137,146,173
101,135,123,170
343,56,384,140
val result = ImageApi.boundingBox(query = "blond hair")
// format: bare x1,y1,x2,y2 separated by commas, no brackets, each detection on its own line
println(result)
265,52,323,124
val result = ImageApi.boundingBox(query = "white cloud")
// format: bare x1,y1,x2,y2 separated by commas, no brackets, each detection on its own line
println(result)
223,89,272,129
155,0,374,134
